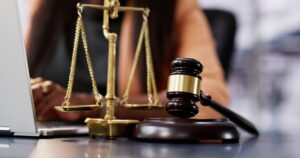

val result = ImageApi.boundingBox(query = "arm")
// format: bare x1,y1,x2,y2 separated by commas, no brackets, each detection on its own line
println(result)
175,0,229,119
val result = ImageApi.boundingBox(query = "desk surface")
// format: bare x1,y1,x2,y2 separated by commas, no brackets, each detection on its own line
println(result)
0,131,299,158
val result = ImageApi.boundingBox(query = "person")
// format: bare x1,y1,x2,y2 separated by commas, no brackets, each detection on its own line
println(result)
26,0,228,121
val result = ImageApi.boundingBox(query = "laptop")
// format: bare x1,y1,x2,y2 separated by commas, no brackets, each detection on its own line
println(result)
0,0,88,137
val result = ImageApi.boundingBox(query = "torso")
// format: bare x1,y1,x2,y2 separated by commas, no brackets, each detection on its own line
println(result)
42,9,123,94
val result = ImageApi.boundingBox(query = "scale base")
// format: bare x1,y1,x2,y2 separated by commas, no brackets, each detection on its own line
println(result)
85,118,140,138
134,118,240,143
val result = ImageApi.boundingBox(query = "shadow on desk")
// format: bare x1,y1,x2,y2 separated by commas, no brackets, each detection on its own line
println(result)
0,136,257,158
7,134,300,158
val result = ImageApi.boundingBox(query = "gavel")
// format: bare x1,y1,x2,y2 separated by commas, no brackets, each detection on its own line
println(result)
166,58,259,135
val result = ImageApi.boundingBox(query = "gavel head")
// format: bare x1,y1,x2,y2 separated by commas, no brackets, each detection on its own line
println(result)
166,58,203,118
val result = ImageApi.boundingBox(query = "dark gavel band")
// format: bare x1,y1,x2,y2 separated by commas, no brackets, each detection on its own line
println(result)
166,58,259,136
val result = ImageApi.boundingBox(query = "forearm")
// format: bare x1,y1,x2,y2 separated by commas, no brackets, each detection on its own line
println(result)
195,78,229,119
174,4,229,119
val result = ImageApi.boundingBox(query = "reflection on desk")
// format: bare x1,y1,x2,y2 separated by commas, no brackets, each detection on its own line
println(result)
0,131,299,158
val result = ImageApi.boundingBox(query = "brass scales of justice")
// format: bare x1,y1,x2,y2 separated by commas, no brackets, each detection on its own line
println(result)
55,0,163,138
54,0,259,142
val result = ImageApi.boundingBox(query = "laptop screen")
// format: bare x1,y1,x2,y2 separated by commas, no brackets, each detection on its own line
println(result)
0,0,38,136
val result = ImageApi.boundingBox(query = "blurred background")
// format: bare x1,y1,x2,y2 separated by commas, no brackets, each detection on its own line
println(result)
18,0,300,133
199,0,300,134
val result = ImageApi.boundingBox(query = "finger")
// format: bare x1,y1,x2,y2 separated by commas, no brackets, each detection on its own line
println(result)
31,81,54,105
39,98,81,121
31,84,44,105
31,82,43,90
43,81,53,86
37,83,66,116
36,88,64,116
37,93,61,120
41,81,55,94
30,77,44,85
33,80,55,95
38,92,82,121
34,81,62,112
37,108,60,121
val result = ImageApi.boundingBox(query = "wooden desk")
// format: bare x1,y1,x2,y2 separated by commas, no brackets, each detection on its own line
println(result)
0,131,299,158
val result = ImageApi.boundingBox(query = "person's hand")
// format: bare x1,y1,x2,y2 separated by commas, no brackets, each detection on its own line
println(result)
31,77,88,121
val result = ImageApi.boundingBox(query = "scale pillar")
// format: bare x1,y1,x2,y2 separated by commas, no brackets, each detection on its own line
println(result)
104,33,117,120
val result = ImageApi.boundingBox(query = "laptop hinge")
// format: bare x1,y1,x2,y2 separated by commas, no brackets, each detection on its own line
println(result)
0,127,14,136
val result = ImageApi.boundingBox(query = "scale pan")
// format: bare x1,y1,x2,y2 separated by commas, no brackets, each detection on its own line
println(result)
54,105,101,112
123,104,164,109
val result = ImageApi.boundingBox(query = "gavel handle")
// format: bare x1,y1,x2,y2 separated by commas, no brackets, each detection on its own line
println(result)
200,91,259,136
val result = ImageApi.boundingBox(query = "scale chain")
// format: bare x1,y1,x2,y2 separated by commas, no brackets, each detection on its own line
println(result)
121,10,160,105
63,17,81,106
80,17,102,105
145,24,153,104
121,15,147,104
144,23,159,104
62,12,102,107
